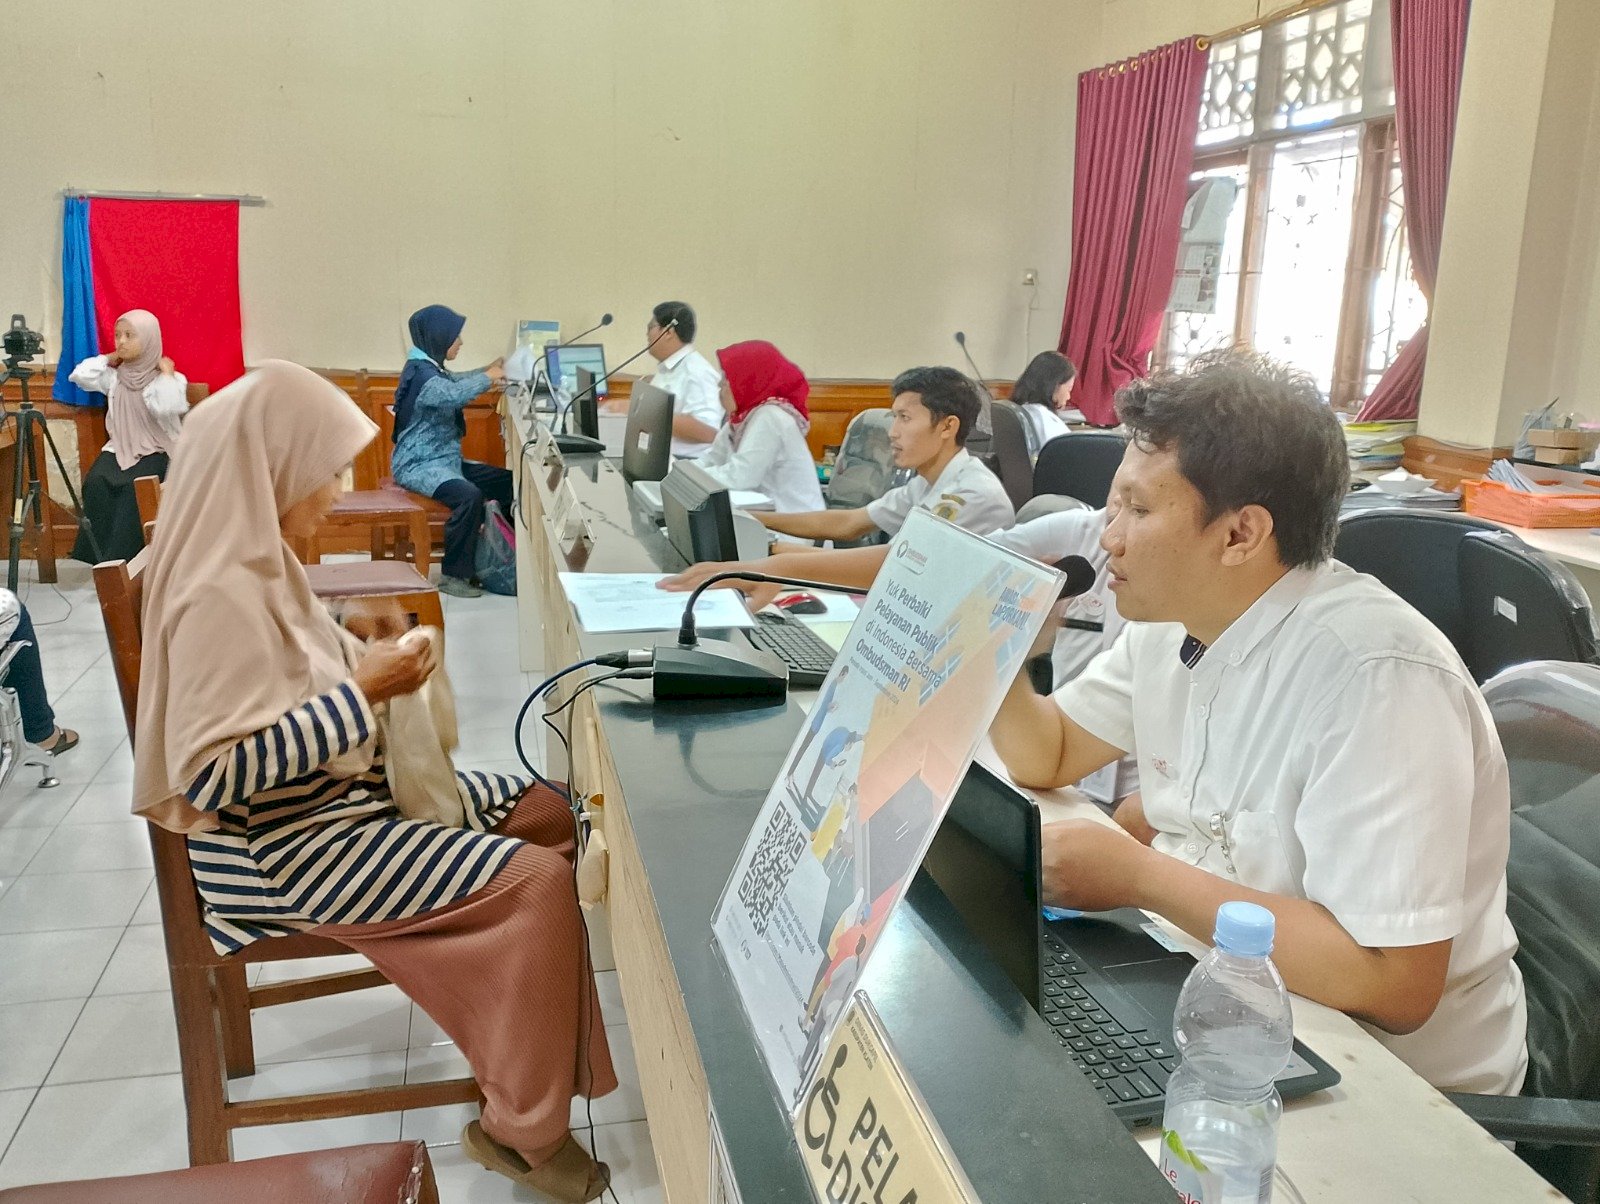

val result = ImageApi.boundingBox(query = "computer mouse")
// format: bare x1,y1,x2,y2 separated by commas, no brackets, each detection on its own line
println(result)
776,592,828,616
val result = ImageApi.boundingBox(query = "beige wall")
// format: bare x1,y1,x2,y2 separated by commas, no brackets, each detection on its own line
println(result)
1099,0,1256,62
0,0,1131,382
1421,0,1600,447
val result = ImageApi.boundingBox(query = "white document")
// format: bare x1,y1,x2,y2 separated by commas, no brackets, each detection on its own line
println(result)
559,573,757,634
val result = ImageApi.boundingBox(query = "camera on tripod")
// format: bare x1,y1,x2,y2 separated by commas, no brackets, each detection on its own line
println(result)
2,315,43,366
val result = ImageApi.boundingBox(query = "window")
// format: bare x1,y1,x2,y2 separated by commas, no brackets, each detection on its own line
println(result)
1161,0,1425,411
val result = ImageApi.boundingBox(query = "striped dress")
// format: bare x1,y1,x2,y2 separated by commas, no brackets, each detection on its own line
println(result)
185,680,529,954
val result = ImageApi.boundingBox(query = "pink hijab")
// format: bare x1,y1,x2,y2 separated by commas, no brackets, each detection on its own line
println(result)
107,309,180,470
132,361,379,833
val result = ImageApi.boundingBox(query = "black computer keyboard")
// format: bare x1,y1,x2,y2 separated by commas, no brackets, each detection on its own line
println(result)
1041,932,1178,1109
743,610,838,688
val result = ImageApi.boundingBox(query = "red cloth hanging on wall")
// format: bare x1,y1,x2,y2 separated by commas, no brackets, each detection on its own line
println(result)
1058,38,1208,426
89,198,246,392
1356,0,1472,421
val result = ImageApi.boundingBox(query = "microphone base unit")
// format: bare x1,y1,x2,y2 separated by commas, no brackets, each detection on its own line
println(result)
554,433,606,456
652,638,789,701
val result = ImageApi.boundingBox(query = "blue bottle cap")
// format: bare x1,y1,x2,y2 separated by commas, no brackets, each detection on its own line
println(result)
1213,901,1275,957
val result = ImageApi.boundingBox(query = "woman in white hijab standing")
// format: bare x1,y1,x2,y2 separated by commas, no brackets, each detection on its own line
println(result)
68,308,189,562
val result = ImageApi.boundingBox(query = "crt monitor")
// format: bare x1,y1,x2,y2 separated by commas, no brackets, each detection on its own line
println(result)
573,368,601,441
622,381,675,484
547,343,608,398
661,462,739,565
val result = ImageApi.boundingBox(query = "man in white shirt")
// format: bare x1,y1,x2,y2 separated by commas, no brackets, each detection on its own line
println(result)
756,366,1015,545
989,350,1527,1095
641,301,725,458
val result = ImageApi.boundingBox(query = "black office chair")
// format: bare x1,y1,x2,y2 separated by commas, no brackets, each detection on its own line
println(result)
1333,510,1501,666
1457,532,1600,683
978,399,1035,512
1447,661,1600,1203
1032,432,1126,509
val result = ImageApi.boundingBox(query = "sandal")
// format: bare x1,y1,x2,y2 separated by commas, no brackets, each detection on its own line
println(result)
462,1121,610,1202
39,728,78,756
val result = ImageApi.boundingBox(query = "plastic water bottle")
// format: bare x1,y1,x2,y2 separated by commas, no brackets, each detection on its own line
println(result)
1157,902,1293,1204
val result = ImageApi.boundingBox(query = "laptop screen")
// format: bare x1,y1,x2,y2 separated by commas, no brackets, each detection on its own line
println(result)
921,763,1043,1007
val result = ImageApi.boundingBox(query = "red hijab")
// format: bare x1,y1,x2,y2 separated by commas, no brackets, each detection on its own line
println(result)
716,341,811,432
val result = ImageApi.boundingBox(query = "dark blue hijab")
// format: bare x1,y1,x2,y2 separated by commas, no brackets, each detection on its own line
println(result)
392,305,467,442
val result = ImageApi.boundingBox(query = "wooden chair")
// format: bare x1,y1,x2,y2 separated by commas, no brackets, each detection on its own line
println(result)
133,476,444,634
297,489,433,578
91,556,480,1165
373,478,451,568
0,1140,439,1203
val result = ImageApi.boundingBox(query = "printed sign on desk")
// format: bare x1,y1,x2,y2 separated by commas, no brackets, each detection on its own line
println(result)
712,510,1060,1107
796,993,976,1204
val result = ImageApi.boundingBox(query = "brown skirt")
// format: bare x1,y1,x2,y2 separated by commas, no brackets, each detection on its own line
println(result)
314,784,618,1152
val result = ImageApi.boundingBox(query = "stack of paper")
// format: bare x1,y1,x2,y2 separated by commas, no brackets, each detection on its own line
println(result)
1342,485,1462,512
1343,420,1417,473
1486,459,1592,494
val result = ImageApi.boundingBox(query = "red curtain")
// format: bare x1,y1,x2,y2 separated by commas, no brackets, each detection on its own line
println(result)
89,198,246,392
1058,39,1208,426
1356,0,1472,420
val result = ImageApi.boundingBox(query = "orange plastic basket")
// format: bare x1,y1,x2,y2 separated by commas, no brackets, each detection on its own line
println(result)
1462,478,1600,528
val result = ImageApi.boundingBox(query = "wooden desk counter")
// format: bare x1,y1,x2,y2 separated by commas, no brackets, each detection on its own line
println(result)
505,400,1558,1204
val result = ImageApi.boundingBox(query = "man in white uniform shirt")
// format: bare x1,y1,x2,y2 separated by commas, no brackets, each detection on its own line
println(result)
989,350,1526,1095
755,366,1015,545
643,301,725,458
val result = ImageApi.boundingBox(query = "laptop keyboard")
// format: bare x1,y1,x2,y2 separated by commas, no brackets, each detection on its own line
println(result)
1042,932,1179,1108
744,611,837,687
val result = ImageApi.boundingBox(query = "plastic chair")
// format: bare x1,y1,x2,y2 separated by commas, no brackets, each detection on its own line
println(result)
1031,433,1126,509
1447,661,1600,1203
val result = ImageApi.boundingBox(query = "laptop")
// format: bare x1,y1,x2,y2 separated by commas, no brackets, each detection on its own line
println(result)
922,762,1340,1129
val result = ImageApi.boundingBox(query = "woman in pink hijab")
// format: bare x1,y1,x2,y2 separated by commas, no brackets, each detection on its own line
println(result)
68,308,190,562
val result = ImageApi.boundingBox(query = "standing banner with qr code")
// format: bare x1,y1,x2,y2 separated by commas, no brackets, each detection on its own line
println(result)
712,509,1061,1108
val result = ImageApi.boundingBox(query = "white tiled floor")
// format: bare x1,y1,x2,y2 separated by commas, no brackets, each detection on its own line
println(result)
0,560,661,1200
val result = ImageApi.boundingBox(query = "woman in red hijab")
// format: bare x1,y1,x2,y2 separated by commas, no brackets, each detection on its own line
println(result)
699,340,825,512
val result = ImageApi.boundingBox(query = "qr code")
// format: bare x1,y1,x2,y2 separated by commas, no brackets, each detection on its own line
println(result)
737,805,808,937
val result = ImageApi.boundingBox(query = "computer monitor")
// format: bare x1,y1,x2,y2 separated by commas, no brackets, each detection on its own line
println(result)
547,343,608,398
573,368,601,441
661,462,738,565
622,382,675,484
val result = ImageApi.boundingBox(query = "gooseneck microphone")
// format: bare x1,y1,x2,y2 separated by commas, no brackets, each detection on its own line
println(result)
953,330,996,401
1028,554,1100,694
653,568,858,700
553,319,676,455
1053,554,1096,600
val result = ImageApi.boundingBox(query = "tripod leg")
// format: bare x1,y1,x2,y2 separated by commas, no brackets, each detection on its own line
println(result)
25,421,56,585
6,415,26,594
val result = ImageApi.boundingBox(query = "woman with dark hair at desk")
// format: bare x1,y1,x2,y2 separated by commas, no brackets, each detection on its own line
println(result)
1012,350,1077,460
391,305,510,598
67,308,189,562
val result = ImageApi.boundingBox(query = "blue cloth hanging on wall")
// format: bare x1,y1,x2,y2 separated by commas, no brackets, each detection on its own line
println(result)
52,197,98,406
